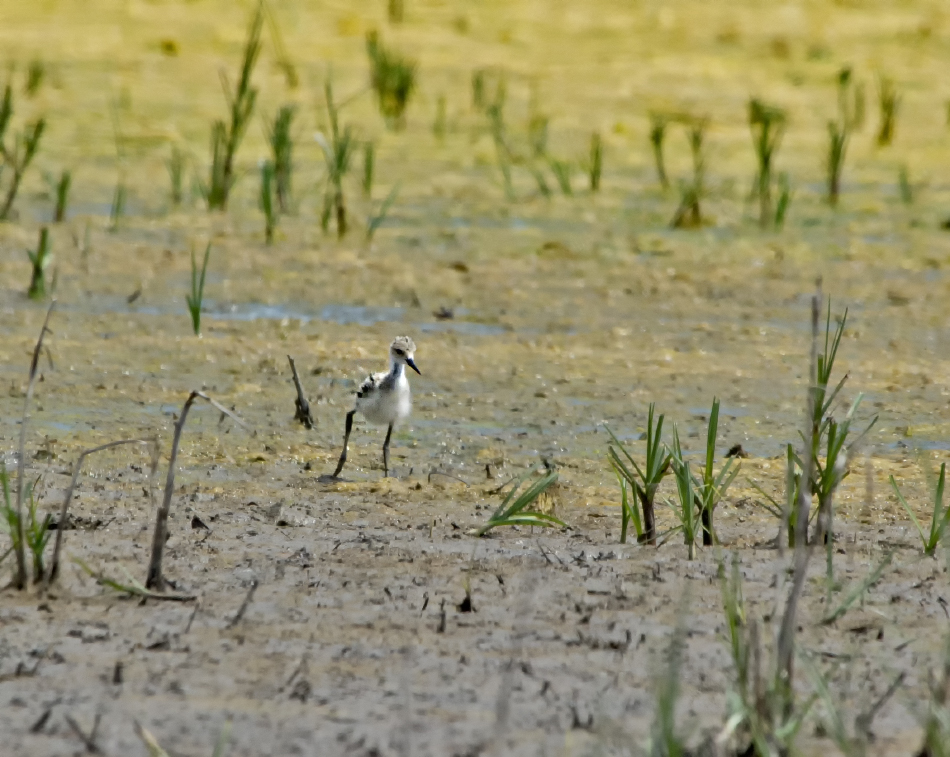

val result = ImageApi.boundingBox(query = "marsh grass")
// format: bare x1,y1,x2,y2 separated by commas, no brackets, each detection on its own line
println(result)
25,60,44,97
316,78,355,238
366,182,400,242
482,76,515,200
205,3,262,210
588,132,601,192
262,0,298,89
366,31,416,130
187,243,211,335
775,172,792,228
475,468,565,536
650,614,688,755
109,181,125,232
891,462,950,556
0,82,46,221
748,99,786,228
548,157,572,196
671,116,707,228
827,68,859,207
820,550,892,625
606,403,671,545
649,113,669,189
259,160,277,244
528,112,548,158
26,227,51,300
388,0,404,24
267,104,295,213
695,398,739,545
668,427,701,559
362,141,375,198
876,75,899,147
51,170,71,222
168,146,184,207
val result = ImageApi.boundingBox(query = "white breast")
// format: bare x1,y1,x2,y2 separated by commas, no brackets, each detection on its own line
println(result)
356,371,411,426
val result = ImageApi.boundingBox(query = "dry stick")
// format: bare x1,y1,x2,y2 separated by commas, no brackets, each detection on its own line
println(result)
287,355,314,429
227,579,258,628
146,391,246,591
65,712,101,754
45,439,150,590
777,286,821,719
14,302,54,589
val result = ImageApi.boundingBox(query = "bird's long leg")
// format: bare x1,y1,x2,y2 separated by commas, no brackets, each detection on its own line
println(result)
382,423,394,478
333,410,356,477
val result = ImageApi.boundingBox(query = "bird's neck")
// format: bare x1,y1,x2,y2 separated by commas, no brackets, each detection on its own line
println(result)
388,360,404,380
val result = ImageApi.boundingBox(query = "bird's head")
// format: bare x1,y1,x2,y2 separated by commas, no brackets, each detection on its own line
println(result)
390,336,420,374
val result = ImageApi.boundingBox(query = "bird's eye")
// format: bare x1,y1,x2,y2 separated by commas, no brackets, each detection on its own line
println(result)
394,349,405,356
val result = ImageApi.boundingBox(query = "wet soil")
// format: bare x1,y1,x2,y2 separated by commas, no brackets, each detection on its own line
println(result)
2,0,950,755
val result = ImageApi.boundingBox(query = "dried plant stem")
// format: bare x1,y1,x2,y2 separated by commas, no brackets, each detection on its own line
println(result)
45,439,151,590
287,355,314,429
146,391,245,591
14,302,54,589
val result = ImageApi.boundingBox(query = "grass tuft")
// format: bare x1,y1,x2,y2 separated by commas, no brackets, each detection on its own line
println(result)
876,75,899,146
606,403,671,545
366,183,400,242
476,468,565,536
52,170,71,222
109,180,125,232
366,31,417,130
25,60,45,97
649,112,669,189
267,104,295,213
187,243,211,335
167,146,185,207
891,462,950,556
588,132,602,192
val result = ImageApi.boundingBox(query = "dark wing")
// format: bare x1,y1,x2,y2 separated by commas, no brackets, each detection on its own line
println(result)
356,373,381,399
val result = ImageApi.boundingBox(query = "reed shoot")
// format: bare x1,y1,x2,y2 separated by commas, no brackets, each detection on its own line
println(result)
363,141,375,197
206,3,263,210
606,403,671,544
668,427,701,559
267,104,295,213
25,60,45,97
775,172,792,228
316,78,355,238
168,146,184,207
649,113,669,189
475,468,565,536
0,82,46,221
671,117,707,228
891,463,950,556
366,183,400,242
259,160,277,244
588,132,602,192
876,75,899,146
748,99,786,228
366,31,417,130
187,243,211,335
26,227,52,300
827,68,856,206
109,181,125,231
53,170,71,222
548,157,572,196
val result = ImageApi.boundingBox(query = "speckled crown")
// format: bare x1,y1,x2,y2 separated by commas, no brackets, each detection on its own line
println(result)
390,336,416,353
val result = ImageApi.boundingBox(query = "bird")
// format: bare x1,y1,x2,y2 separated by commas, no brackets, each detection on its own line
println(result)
332,336,420,478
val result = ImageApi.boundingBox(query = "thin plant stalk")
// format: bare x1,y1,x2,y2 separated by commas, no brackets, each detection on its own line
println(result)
649,114,669,189
316,77,355,238
363,141,375,198
366,182,400,242
366,31,416,130
748,99,786,228
45,439,151,589
26,227,52,300
588,132,601,192
187,243,211,335
146,391,245,590
168,147,184,207
109,181,125,232
891,463,950,556
476,468,565,536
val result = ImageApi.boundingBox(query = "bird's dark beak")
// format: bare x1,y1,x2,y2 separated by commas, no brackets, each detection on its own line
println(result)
406,357,421,375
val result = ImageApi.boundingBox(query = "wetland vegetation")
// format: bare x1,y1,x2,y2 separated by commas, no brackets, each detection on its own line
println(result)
1,1,950,755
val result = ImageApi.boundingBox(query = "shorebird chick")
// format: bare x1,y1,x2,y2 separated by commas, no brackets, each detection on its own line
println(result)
332,336,420,478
